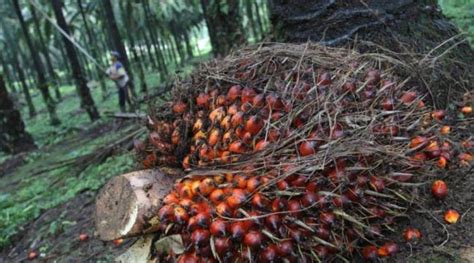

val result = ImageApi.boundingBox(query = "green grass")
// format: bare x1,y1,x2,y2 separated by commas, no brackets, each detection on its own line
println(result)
439,0,474,45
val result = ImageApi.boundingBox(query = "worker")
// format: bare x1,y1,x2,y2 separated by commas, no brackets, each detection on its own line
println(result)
106,51,132,112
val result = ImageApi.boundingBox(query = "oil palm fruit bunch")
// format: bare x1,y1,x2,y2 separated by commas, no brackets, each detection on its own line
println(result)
136,44,472,262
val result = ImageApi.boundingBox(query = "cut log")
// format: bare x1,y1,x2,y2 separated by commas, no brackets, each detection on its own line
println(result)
95,168,182,241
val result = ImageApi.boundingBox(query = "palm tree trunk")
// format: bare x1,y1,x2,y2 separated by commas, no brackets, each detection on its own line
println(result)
29,3,61,101
253,0,265,38
0,74,36,154
13,0,60,125
52,0,100,121
102,0,136,97
11,53,36,118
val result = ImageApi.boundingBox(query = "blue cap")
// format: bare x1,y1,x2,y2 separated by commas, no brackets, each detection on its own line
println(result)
110,51,121,59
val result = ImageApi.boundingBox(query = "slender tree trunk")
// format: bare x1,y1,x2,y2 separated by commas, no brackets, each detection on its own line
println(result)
0,54,16,94
183,32,194,58
77,0,108,99
244,0,257,40
11,54,36,118
29,3,61,101
13,0,60,125
200,0,245,57
142,0,167,74
0,74,36,154
123,1,148,94
142,31,158,70
52,0,99,121
102,0,136,97
253,0,265,39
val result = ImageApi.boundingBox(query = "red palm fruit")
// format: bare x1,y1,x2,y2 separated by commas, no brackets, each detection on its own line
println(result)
194,212,211,228
230,221,247,241
227,189,247,209
178,184,193,199
306,182,319,193
208,129,222,147
320,212,335,226
229,141,246,154
171,128,180,145
255,140,270,151
368,206,386,218
271,111,284,121
288,199,302,217
267,129,281,142
228,103,240,115
299,141,317,156
369,176,385,192
431,110,445,121
216,202,232,217
196,93,210,108
378,242,399,257
425,140,441,158
199,178,216,196
289,228,307,243
216,95,227,106
332,195,350,208
266,93,284,110
381,98,394,110
409,135,428,148
190,180,201,196
244,231,263,249
247,177,261,192
187,216,199,231
242,87,257,104
316,225,330,240
265,214,282,230
253,94,265,108
301,192,318,207
79,233,89,241
411,152,427,162
27,251,38,260
179,198,193,211
191,229,210,247
438,156,448,169
214,237,232,256
241,102,252,112
272,197,288,212
173,101,187,113
276,240,294,256
462,106,473,114
182,155,191,169
400,91,417,105
174,206,190,223
403,227,422,242
234,175,248,189
178,253,199,263
361,245,378,260
220,116,232,131
251,193,268,209
227,85,242,102
444,209,460,224
259,245,278,262
210,189,225,204
290,175,306,187
164,192,179,205
432,180,448,199
317,71,331,85
142,153,157,168
277,180,289,190
210,107,226,123
459,152,473,162
343,81,356,92
210,219,227,237
245,115,264,135
158,205,174,221
366,69,381,85
314,245,329,259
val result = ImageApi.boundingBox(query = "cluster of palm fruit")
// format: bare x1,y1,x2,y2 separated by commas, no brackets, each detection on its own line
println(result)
137,50,472,262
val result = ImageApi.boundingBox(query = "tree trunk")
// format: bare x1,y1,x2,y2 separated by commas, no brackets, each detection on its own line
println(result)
200,0,245,57
12,54,36,118
95,169,180,241
0,74,36,154
244,0,257,40
29,3,62,101
0,54,16,94
51,0,100,121
268,0,474,107
13,0,60,125
183,32,194,59
253,0,265,38
102,0,136,97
